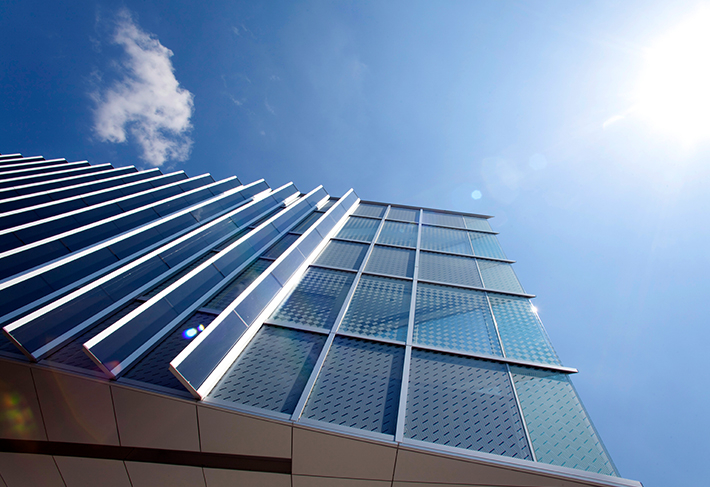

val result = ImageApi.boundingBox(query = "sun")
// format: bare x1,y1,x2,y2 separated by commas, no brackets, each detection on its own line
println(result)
635,6,710,145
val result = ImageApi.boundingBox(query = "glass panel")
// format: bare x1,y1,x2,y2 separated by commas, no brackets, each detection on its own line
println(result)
319,198,338,211
420,226,472,255
303,336,404,435
143,252,215,299
488,295,560,365
269,267,354,331
377,221,417,248
353,203,386,218
478,260,524,294
421,211,465,228
405,349,531,459
464,216,492,232
510,366,618,475
123,312,215,390
290,211,323,234
365,246,415,278
262,233,299,260
418,252,482,287
340,275,411,341
387,207,418,223
205,258,271,311
210,325,327,414
314,240,369,271
413,283,501,356
469,232,506,259
336,216,379,243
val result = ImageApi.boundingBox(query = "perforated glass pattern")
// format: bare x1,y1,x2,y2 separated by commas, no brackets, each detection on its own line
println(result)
210,325,327,414
464,216,492,232
205,258,271,311
488,295,560,365
365,246,415,278
413,283,501,356
315,240,369,271
469,232,506,259
269,267,354,331
339,275,411,341
377,221,417,248
510,366,617,475
123,312,215,390
418,252,482,288
303,336,404,435
336,216,380,242
478,260,524,294
387,207,418,222
353,204,386,218
421,226,473,255
405,350,531,459
421,211,465,229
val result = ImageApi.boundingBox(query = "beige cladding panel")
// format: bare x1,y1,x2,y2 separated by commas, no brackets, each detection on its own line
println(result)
124,462,206,487
203,468,291,487
54,456,132,487
197,405,291,458
292,427,397,481
0,452,64,487
0,360,46,441
32,369,119,445
111,387,200,451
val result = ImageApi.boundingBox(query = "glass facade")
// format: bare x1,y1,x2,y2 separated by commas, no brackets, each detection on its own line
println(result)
0,153,620,481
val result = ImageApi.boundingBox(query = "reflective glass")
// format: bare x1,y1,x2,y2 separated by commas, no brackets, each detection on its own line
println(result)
377,221,417,248
386,207,418,223
421,210,465,228
143,253,214,299
418,252,482,288
269,267,355,331
510,366,617,475
420,226,472,255
205,258,271,311
303,336,404,434
353,203,386,218
413,283,501,356
314,240,369,271
340,275,411,341
488,295,560,365
262,233,300,260
336,216,379,242
365,246,415,278
469,232,506,259
405,350,531,459
210,325,327,414
290,211,323,234
463,216,492,232
477,260,524,294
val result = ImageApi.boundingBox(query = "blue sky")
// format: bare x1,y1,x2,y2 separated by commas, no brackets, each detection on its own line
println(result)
3,1,710,485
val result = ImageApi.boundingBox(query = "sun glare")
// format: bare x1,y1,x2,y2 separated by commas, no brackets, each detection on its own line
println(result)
635,7,710,144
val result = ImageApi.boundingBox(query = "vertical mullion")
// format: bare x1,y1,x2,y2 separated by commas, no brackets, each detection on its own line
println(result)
290,205,390,421
395,209,422,442
506,363,537,462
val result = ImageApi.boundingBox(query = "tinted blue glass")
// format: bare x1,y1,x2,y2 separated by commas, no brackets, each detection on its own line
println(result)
364,246,415,278
420,226,472,255
405,350,531,459
413,283,501,356
510,366,617,475
421,211,465,229
469,232,507,259
206,258,271,311
303,336,404,434
210,325,327,414
418,251,482,288
336,217,379,242
315,240,369,271
353,204,386,218
340,275,410,341
376,221,417,248
269,267,355,331
463,216,492,232
478,260,524,293
386,207,418,223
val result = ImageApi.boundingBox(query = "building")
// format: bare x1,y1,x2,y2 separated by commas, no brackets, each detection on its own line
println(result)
0,152,641,487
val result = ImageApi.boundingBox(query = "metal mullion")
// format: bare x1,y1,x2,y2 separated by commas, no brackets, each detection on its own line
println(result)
290,205,389,421
418,246,515,264
395,208,423,442
89,191,320,378
506,363,537,462
0,166,135,199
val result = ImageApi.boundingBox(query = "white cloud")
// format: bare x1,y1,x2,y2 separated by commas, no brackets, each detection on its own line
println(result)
92,10,194,167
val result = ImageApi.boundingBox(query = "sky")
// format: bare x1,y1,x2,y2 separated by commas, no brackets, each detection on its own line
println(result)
2,1,710,485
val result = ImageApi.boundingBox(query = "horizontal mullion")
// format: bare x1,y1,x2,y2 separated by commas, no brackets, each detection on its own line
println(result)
415,277,534,298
